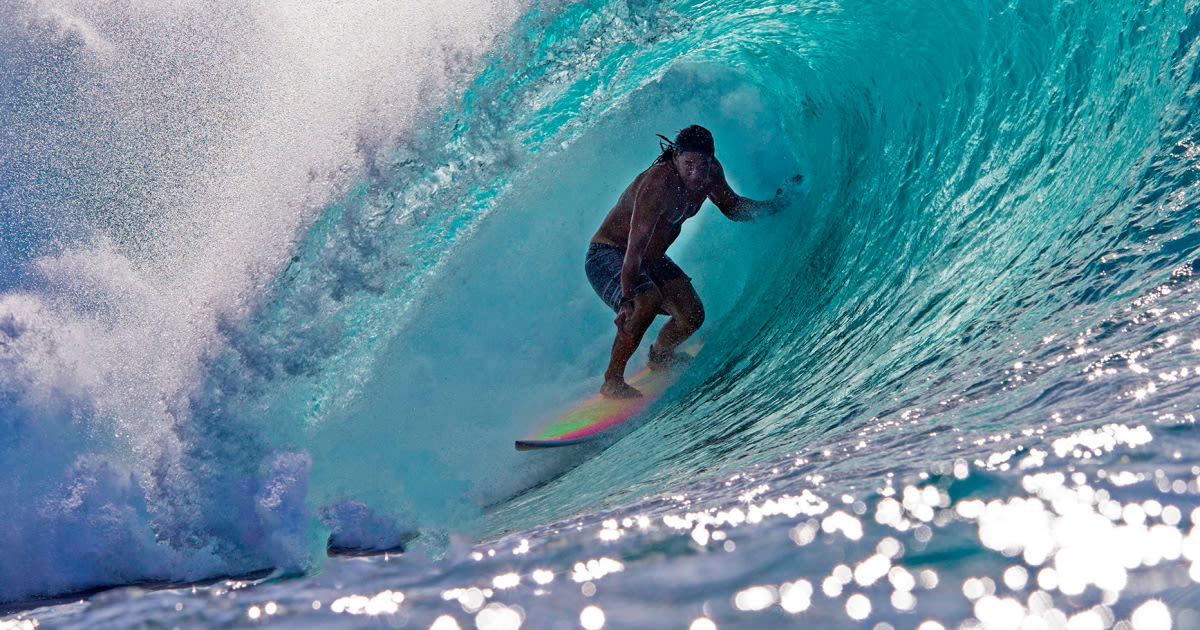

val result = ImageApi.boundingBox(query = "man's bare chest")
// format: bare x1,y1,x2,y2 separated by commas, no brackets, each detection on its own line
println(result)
660,188,706,228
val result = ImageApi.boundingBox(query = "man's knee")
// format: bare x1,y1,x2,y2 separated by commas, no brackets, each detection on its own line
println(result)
687,304,705,333
676,303,704,335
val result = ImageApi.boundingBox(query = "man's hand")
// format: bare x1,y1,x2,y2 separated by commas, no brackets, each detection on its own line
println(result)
758,174,807,217
614,300,636,334
775,173,805,198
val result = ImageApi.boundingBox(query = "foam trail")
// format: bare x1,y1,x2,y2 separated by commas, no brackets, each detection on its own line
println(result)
0,0,524,603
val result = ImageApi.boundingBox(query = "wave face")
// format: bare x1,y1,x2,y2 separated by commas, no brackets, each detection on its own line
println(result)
482,0,1200,524
5,0,1200,622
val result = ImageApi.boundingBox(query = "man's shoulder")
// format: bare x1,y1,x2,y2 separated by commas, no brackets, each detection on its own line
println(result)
635,162,676,191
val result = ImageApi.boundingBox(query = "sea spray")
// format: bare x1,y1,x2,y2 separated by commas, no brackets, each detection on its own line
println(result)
0,0,524,603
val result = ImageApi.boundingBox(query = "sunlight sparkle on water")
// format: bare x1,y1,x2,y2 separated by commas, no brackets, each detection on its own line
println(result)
891,590,916,611
570,558,624,582
919,570,939,589
822,511,864,540
854,553,891,586
330,590,404,616
442,587,487,613
789,519,819,545
429,615,462,630
846,593,871,620
733,585,777,611
1052,424,1153,459
1003,566,1028,590
208,432,1197,630
1131,600,1172,630
580,605,605,629
475,603,523,630
889,566,916,592
779,580,813,613
973,595,1026,629
492,573,520,589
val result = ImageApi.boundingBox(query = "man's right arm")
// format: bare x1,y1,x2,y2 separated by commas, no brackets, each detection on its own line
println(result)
619,173,668,301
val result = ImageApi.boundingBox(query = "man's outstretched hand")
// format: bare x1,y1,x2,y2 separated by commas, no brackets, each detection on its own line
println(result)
775,173,806,198
761,173,808,217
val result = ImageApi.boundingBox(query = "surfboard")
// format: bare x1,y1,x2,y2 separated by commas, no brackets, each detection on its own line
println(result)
515,347,699,451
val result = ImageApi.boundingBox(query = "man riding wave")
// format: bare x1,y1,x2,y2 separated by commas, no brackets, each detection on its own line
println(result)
585,124,801,398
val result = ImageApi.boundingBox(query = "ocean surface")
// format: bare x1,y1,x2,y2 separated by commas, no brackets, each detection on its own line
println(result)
4,0,1200,627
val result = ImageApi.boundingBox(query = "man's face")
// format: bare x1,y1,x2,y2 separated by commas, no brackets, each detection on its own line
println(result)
673,151,712,192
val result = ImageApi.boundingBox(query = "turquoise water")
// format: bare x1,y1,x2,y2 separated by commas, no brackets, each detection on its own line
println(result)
4,0,1200,627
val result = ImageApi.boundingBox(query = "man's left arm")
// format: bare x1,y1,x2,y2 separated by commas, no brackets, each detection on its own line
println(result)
709,160,800,222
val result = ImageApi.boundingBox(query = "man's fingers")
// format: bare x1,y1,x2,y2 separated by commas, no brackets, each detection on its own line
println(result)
776,175,804,197
615,303,637,333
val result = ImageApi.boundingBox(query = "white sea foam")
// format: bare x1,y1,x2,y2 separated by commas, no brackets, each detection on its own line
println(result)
0,0,524,603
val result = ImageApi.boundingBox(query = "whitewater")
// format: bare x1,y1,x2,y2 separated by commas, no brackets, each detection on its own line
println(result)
3,0,1200,627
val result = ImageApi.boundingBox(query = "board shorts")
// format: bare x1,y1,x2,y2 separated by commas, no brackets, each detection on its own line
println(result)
584,242,691,313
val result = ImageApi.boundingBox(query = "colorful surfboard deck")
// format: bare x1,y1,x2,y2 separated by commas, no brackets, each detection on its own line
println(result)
516,347,699,451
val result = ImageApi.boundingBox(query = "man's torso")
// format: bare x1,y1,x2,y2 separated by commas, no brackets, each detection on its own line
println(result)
590,162,708,259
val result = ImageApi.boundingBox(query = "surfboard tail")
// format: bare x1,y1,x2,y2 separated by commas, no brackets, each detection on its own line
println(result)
515,344,702,451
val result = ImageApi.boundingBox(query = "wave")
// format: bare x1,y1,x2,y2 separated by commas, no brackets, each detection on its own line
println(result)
2,0,1199,606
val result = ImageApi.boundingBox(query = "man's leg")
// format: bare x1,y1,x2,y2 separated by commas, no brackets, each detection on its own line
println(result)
602,288,663,398
649,278,704,368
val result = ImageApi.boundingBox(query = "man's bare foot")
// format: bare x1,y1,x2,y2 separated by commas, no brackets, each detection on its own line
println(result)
648,344,693,372
601,379,643,399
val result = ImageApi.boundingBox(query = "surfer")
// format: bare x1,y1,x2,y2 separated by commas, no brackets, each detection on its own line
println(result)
586,124,800,398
